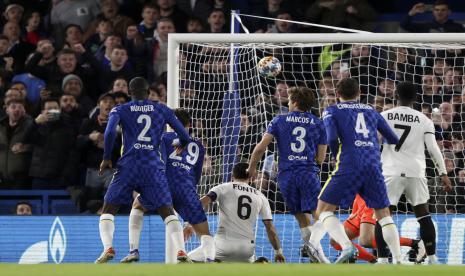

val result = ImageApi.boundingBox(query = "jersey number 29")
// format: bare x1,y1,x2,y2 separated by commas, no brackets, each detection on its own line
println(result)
169,138,200,165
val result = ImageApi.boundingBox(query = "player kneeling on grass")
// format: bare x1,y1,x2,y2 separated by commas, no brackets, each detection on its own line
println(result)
330,194,425,263
95,77,191,264
185,163,285,263
121,108,215,263
248,86,329,263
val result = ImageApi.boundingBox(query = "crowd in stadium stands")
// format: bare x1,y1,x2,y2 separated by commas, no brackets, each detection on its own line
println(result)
0,0,465,214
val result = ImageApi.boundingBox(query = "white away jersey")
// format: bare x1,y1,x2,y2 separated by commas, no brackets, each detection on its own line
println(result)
381,106,435,177
208,182,272,241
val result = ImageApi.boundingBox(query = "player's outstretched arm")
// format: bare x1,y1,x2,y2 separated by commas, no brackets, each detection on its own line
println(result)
164,106,191,146
316,144,328,165
248,133,274,178
263,220,285,263
100,108,120,174
322,110,340,158
425,132,452,192
376,113,399,145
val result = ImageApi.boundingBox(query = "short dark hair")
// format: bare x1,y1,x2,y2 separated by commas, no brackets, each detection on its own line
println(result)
14,201,32,214
174,108,191,127
64,24,83,34
57,48,77,58
5,98,25,107
288,86,315,112
112,44,127,52
41,98,59,109
129,77,149,99
434,0,449,8
396,81,417,103
232,162,249,180
336,78,359,100
143,2,158,11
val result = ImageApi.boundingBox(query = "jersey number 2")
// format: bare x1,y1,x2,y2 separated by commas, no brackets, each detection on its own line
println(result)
237,195,252,220
137,114,151,142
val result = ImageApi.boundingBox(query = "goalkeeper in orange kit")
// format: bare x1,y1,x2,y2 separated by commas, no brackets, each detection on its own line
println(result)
330,194,426,263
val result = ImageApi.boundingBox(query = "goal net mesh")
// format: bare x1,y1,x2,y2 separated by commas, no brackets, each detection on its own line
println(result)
176,41,465,263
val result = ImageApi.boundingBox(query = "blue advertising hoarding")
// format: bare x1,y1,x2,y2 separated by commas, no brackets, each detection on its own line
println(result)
0,214,464,264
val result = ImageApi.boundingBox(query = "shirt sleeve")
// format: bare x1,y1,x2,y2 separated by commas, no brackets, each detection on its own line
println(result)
194,142,205,185
266,117,279,137
160,134,169,164
259,194,273,221
376,112,399,145
163,106,191,147
322,108,339,158
103,107,120,160
424,120,447,175
207,185,223,202
318,120,327,145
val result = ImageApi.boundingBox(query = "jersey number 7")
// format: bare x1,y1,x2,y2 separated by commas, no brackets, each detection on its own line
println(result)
394,124,411,151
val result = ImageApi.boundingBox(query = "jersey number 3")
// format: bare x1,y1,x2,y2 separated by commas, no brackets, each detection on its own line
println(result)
291,126,306,153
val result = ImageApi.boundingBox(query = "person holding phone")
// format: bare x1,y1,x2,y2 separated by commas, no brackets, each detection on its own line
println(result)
401,0,465,33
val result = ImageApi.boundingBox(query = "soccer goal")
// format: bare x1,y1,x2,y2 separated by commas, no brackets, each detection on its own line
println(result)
167,33,465,264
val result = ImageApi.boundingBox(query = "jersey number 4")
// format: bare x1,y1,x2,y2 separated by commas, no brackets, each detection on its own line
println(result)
168,138,200,165
355,113,370,138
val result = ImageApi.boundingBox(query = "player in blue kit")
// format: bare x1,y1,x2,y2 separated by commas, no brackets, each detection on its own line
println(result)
121,108,215,263
308,78,402,264
95,77,191,264
248,86,329,262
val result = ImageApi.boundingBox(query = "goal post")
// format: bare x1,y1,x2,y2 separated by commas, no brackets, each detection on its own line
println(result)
167,33,465,264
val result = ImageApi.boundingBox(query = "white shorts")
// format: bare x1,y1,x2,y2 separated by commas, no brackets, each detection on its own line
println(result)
214,236,255,263
385,176,429,206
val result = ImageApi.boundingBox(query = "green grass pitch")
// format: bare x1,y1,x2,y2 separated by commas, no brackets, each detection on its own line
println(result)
1,264,464,276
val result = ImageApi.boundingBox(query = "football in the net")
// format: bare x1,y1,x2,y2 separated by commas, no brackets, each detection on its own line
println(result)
257,56,282,78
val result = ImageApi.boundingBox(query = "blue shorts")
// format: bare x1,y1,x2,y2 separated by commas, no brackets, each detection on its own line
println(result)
277,168,320,214
170,180,207,225
104,165,172,211
319,165,390,209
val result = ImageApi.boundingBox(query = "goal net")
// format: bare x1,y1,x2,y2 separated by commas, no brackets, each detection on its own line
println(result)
168,33,465,264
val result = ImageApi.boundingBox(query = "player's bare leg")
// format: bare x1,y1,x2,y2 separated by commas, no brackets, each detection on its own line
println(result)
310,200,357,263
95,202,120,264
413,204,436,263
374,208,402,264
186,221,215,262
158,205,191,263
121,196,146,263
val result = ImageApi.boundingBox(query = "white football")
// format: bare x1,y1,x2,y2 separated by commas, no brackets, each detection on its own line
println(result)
257,56,282,78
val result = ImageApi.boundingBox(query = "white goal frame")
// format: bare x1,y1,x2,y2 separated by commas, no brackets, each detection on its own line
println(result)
167,32,465,108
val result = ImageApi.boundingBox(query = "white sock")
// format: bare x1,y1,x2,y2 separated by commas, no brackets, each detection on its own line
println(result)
164,215,185,256
165,222,176,264
320,211,352,250
377,257,389,264
309,220,326,246
201,235,215,260
379,216,402,263
129,208,144,251
99,214,115,250
300,226,312,243
428,255,437,262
